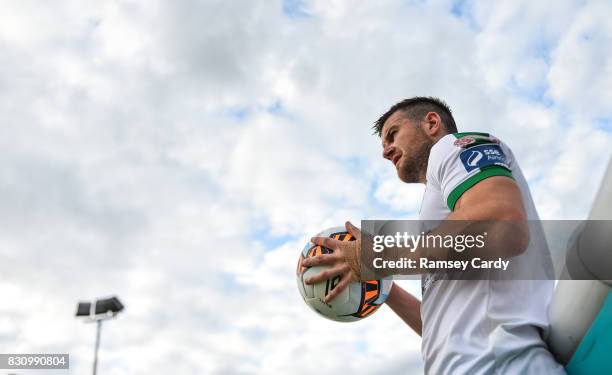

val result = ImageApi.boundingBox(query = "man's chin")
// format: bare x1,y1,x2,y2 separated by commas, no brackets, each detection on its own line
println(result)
397,165,420,183
397,169,414,183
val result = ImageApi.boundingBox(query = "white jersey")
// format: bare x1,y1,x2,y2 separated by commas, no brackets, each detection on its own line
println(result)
419,133,566,374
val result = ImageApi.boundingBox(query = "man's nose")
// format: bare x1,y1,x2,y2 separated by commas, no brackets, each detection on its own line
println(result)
383,146,395,160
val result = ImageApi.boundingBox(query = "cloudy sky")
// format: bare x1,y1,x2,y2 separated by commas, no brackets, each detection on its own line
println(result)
1,0,611,374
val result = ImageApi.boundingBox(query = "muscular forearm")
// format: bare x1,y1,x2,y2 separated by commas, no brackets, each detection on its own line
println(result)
385,282,422,336
369,178,530,277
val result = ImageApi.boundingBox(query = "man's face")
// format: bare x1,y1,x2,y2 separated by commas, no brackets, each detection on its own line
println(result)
381,110,434,183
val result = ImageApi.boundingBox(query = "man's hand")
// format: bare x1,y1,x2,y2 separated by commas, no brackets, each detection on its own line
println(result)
301,221,362,303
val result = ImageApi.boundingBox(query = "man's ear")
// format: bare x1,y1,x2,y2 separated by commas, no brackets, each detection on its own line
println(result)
423,112,443,136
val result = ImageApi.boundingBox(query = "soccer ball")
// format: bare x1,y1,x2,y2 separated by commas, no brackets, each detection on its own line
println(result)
296,227,392,322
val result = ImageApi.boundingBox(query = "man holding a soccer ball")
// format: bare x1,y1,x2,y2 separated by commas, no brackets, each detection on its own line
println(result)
301,97,565,374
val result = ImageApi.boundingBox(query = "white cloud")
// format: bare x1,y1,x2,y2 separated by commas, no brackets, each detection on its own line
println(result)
548,0,612,118
374,178,425,215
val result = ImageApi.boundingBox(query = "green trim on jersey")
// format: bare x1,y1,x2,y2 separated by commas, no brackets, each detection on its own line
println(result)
452,132,490,139
447,166,513,211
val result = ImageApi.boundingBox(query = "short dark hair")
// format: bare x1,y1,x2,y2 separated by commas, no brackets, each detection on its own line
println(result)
373,96,458,136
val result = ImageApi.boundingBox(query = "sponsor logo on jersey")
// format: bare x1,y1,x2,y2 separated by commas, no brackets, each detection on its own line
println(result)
454,136,476,148
466,150,483,166
459,144,509,172
454,134,500,148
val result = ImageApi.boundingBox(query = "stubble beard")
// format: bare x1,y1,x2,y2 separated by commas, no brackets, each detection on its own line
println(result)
398,134,434,184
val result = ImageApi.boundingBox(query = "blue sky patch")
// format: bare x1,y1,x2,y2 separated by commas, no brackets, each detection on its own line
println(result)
282,0,310,19
596,118,612,132
227,106,251,121
252,226,297,250
451,0,468,17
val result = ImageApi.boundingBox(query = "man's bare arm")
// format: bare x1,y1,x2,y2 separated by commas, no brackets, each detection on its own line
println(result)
372,176,530,277
385,282,422,336
303,177,529,297
431,175,529,258
382,176,527,335
451,175,527,222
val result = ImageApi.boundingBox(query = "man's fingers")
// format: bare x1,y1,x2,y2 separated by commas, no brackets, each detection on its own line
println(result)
324,275,351,304
310,236,341,250
304,264,349,285
301,253,337,268
345,221,361,240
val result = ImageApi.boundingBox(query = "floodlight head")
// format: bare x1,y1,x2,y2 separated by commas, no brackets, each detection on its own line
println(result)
76,302,92,317
75,296,124,321
94,296,124,316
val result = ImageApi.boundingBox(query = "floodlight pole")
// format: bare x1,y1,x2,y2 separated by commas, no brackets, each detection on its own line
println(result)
75,296,124,375
93,319,102,375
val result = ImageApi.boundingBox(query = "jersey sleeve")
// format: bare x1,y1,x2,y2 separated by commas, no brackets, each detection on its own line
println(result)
428,133,514,211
